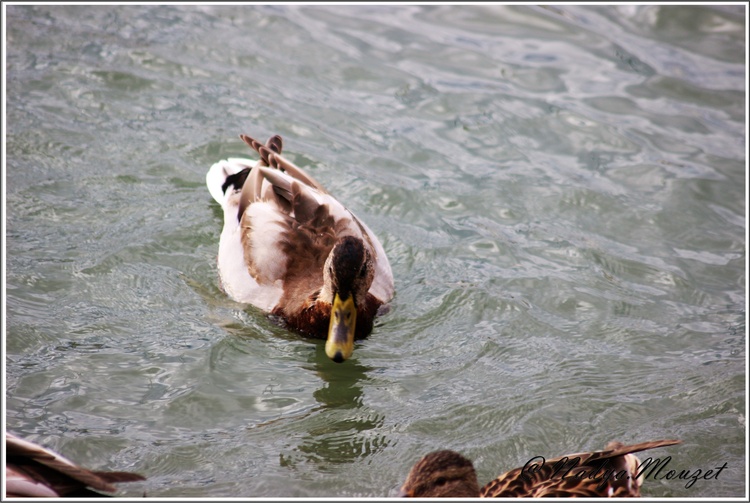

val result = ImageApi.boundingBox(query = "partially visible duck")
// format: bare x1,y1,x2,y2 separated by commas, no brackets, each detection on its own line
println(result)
5,432,145,497
399,439,681,497
206,134,394,362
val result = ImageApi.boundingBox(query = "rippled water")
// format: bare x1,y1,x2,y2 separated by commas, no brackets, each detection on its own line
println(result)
5,4,746,499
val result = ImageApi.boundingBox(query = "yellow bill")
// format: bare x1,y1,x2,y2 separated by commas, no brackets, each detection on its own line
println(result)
325,293,357,363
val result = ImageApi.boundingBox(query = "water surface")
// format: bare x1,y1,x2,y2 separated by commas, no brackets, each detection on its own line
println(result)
5,4,746,498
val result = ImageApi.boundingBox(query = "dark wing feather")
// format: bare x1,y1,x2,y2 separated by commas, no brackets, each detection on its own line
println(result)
291,180,323,224
239,134,283,160
237,135,285,220
266,134,283,154
6,433,145,497
240,132,328,194
266,150,328,194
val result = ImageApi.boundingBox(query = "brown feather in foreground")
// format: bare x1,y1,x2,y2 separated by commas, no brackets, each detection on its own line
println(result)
5,432,145,498
400,439,681,498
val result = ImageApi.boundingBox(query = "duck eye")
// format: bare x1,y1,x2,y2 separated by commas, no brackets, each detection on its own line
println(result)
359,264,367,278
434,477,447,486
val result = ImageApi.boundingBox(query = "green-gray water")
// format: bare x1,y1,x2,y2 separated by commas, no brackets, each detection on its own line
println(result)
5,4,746,498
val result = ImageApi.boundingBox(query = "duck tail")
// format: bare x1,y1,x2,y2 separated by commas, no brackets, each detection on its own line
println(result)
206,158,256,207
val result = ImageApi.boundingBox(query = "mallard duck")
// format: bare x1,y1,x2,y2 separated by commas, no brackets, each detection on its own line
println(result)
399,439,681,497
206,134,394,363
5,432,145,497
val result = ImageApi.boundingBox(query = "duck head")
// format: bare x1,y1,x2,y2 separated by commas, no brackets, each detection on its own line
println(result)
322,235,374,363
398,450,480,497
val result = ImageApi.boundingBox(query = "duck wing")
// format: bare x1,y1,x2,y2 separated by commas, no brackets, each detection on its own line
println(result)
5,432,145,497
238,136,394,305
238,164,362,295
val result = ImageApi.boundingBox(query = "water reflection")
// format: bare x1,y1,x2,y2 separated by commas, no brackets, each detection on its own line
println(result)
309,344,370,409
279,346,389,470
202,313,391,470
6,3,744,497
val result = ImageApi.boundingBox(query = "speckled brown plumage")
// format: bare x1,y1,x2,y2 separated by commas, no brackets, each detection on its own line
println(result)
273,291,381,341
400,439,681,498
